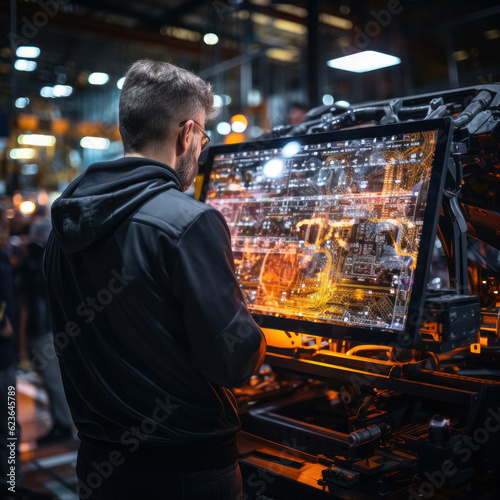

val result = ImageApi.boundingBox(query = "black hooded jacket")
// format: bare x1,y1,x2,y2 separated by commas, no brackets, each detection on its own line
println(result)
44,156,266,470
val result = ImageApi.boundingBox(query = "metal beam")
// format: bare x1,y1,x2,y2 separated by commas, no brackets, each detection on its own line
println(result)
307,0,319,108
159,0,206,26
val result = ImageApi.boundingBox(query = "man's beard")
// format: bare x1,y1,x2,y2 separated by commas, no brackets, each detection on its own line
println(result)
176,143,199,192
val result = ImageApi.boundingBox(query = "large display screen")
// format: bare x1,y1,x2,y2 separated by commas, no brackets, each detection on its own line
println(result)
201,119,452,345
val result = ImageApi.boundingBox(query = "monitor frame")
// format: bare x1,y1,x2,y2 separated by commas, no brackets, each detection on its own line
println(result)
200,118,453,348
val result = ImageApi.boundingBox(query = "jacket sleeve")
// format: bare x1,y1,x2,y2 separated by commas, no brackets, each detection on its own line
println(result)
171,208,266,388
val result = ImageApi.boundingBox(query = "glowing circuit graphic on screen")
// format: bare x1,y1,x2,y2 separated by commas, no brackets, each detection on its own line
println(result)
205,130,439,331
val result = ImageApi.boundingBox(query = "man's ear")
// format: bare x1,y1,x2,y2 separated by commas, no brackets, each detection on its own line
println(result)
176,121,194,156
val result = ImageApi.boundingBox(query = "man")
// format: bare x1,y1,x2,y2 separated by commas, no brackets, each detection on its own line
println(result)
287,102,308,125
21,217,73,445
44,60,266,500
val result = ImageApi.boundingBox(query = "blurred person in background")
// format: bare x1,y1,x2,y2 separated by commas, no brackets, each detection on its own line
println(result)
287,102,308,125
0,205,55,500
0,203,17,498
20,213,73,445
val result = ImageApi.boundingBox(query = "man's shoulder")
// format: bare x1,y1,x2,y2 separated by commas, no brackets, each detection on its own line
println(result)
130,189,217,235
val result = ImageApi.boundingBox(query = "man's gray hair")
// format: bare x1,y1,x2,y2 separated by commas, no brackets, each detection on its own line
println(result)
119,60,218,154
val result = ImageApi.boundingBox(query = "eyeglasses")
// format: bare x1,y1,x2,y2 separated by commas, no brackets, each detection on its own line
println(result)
179,120,210,151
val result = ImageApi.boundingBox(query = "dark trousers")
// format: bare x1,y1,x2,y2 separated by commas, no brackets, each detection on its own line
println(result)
76,441,243,500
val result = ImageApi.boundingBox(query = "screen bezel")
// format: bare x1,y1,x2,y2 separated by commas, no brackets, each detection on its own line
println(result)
200,118,453,347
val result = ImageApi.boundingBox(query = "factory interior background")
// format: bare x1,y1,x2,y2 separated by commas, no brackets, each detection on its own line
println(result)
1,0,500,499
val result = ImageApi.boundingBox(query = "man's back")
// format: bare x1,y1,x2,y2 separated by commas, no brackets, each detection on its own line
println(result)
45,157,266,471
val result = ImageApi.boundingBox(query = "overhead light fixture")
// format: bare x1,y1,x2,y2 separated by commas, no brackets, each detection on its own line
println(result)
203,33,219,45
484,29,500,40
213,95,223,107
273,4,307,18
80,137,110,149
41,86,54,98
453,50,469,62
16,46,40,58
231,120,247,133
53,85,73,97
231,114,248,126
272,19,307,35
234,10,250,20
327,50,401,73
14,59,37,71
319,13,353,30
40,85,72,98
117,77,126,90
266,47,300,63
19,201,37,214
251,12,273,25
9,148,36,160
88,72,109,85
322,94,334,105
15,97,30,109
18,134,56,147
247,88,262,107
217,122,231,135
160,26,201,42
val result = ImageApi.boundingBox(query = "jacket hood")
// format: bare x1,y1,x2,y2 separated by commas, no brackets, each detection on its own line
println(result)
51,157,183,253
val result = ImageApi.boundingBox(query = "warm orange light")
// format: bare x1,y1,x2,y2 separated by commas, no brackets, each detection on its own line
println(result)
12,192,22,207
51,118,70,135
230,114,248,127
261,328,300,348
112,126,122,141
19,201,36,215
17,113,39,131
37,190,49,206
224,132,245,144
77,121,103,137
194,174,204,201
